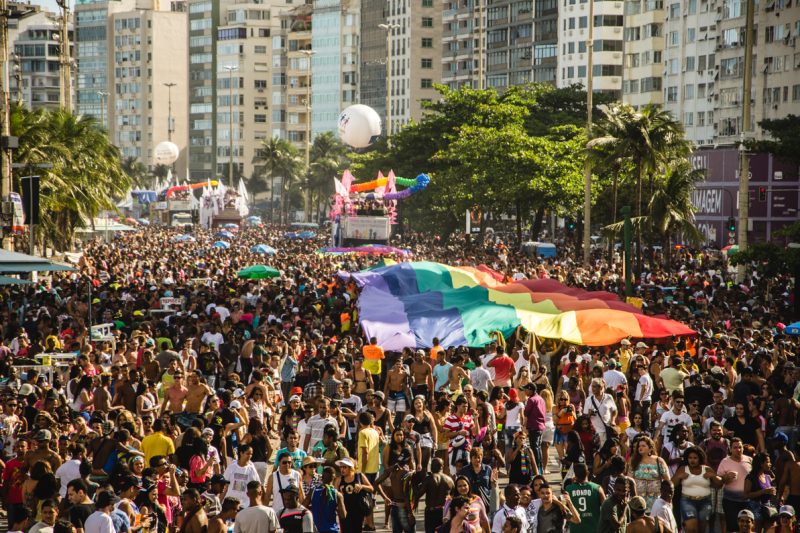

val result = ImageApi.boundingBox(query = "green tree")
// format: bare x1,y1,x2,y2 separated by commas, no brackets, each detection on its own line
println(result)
308,132,348,222
251,137,301,223
588,103,691,272
11,104,129,250
749,114,800,162
122,156,150,189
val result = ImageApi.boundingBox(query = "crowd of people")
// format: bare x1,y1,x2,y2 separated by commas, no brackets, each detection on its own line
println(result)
0,222,796,533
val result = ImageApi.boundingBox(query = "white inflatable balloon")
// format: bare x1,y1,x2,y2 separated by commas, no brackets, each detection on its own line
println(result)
337,104,382,148
154,141,180,165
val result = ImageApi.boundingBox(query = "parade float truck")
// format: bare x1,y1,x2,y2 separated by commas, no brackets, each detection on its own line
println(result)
210,190,244,228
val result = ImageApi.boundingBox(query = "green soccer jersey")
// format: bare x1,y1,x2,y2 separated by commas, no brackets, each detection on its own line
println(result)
565,480,603,533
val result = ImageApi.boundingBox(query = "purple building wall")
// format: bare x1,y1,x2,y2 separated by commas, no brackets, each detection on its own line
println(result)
691,148,800,247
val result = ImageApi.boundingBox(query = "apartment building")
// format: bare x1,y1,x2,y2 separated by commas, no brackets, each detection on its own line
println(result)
621,0,665,109
8,7,75,111
359,0,442,133
281,5,314,150
556,0,623,98
311,0,360,136
660,0,716,143
212,0,286,182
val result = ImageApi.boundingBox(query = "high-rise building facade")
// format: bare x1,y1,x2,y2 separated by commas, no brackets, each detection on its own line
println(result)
311,0,360,136
107,4,188,173
621,0,665,109
359,0,442,133
440,0,481,90
8,7,75,111
660,0,716,143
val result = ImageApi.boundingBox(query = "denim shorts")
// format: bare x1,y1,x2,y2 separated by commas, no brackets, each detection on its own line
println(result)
680,496,712,522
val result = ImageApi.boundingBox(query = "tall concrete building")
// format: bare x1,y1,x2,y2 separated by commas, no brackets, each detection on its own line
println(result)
556,0,623,98
360,0,442,133
660,0,716,144
8,6,75,111
311,0,360,136
440,0,481,90
282,5,314,149
107,3,188,174
620,0,665,109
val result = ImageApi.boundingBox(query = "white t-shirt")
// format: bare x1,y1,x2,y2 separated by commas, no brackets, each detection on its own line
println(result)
481,353,497,380
471,367,492,392
201,331,224,349
635,373,654,402
491,504,529,533
234,505,279,533
55,459,82,498
583,393,616,434
658,410,693,439
223,461,261,504
303,415,338,451
269,469,302,514
651,498,678,532
84,511,115,533
603,370,627,390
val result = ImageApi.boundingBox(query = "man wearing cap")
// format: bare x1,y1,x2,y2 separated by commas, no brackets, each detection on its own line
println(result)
278,483,314,533
776,505,796,533
625,495,672,533
659,356,688,394
25,429,62,472
202,474,230,518
603,359,627,391
618,339,634,373
736,509,756,533
84,490,115,533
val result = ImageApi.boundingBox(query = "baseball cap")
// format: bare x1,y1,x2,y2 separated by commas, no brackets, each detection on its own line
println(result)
773,431,789,444
779,505,796,517
229,400,242,410
403,414,416,423
34,429,52,441
209,474,229,485
280,482,300,494
738,509,755,520
629,496,647,512
201,428,214,438
335,457,355,469
620,339,631,346
289,395,301,403
96,490,119,508
635,342,648,349
291,387,303,395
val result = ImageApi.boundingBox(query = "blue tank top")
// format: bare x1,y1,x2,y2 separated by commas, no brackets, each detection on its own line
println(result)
311,486,339,533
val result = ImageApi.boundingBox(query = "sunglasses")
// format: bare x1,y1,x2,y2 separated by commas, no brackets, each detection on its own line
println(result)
156,462,168,468
281,461,292,465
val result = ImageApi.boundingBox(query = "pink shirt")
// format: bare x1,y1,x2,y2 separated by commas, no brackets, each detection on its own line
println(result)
717,455,752,496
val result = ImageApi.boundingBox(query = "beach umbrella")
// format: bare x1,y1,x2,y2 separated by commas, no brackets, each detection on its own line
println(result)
237,265,280,279
137,218,150,225
722,244,739,256
223,223,238,229
785,322,800,335
212,241,230,249
216,230,234,239
173,234,195,243
250,244,277,255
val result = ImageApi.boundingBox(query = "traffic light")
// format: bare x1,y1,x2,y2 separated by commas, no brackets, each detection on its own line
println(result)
727,216,736,233
758,186,767,202
567,219,576,232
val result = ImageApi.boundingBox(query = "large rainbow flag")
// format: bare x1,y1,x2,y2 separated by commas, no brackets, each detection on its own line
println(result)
344,261,695,350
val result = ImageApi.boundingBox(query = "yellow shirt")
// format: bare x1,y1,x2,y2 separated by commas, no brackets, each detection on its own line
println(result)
141,432,175,466
357,427,380,474
619,348,633,372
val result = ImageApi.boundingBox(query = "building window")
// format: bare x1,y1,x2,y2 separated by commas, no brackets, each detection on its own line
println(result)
422,16,433,27
421,37,433,47
422,0,433,6
666,86,678,102
421,58,433,68
421,78,433,88
254,114,267,123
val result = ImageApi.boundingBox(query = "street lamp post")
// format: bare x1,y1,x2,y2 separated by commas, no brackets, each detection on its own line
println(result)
164,82,176,142
224,65,237,187
378,23,400,139
300,49,315,223
96,91,108,129
736,0,755,282
582,0,595,265
56,0,71,112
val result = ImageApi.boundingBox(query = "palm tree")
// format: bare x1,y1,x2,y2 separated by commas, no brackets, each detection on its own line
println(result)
588,103,691,275
252,137,301,223
122,156,150,188
647,160,705,265
11,104,129,251
308,132,348,221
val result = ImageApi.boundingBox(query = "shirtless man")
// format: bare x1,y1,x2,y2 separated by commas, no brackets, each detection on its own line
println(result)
161,371,188,414
415,458,454,533
179,488,209,533
208,496,240,533
374,450,419,533
778,453,800,511
185,372,213,414
385,358,411,419
410,350,434,403
446,355,470,396
626,495,673,533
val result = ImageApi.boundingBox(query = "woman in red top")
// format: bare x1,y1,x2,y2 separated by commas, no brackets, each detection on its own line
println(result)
188,439,215,491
